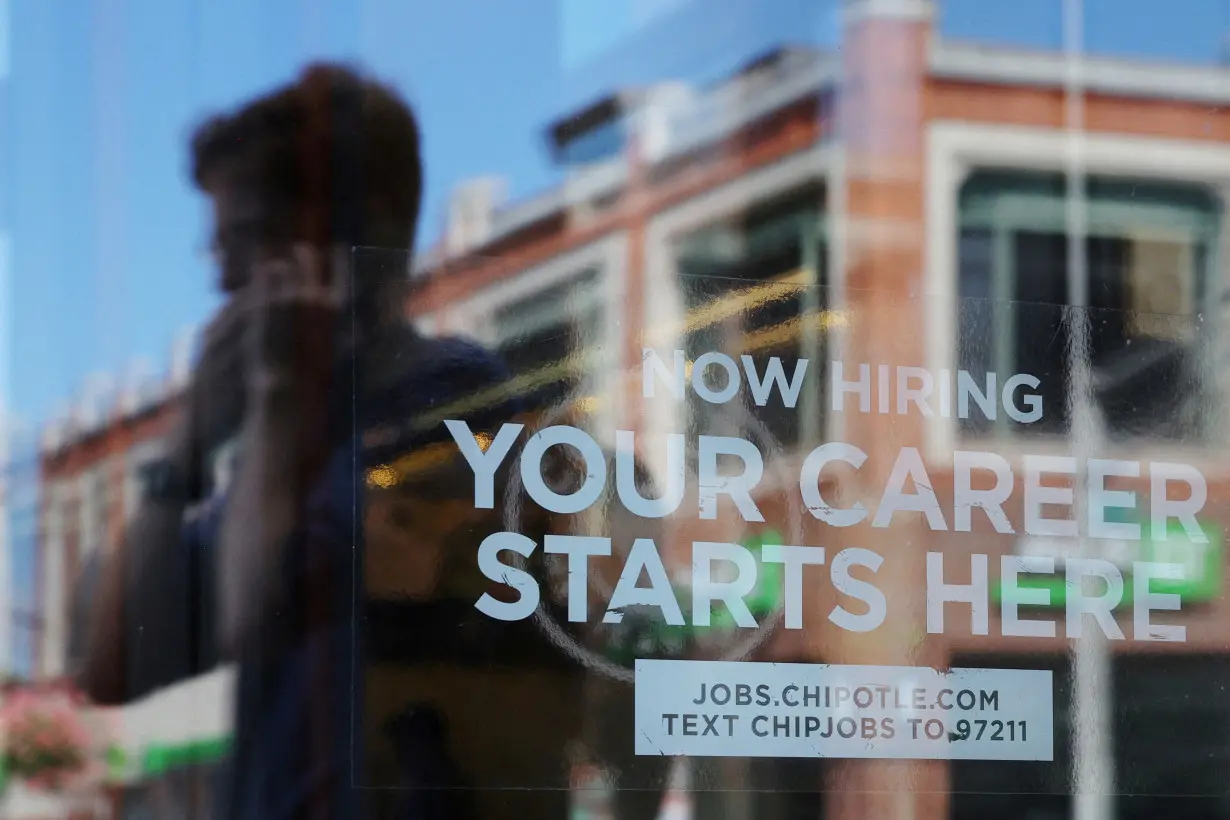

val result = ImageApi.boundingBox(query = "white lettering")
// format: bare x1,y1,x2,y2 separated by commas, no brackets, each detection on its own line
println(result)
762,545,826,629
927,552,989,635
953,450,1014,534
475,532,540,621
832,362,872,413
957,370,996,421
692,352,741,404
1000,556,1055,638
615,430,685,518
1065,558,1125,640
698,435,765,522
799,442,868,527
545,535,611,622
1132,562,1185,642
741,355,808,408
605,538,686,626
874,447,947,531
1150,462,1209,544
446,420,523,509
521,425,607,514
1024,455,1077,538
692,542,758,628
1087,459,1140,541
1002,374,1043,423
643,348,686,400
829,548,887,633
896,366,935,417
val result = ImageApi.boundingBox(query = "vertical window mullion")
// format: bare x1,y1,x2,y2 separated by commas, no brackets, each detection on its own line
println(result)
799,214,823,450
990,208,1015,440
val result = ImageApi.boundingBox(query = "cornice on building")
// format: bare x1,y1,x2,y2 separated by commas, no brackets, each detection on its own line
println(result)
39,326,196,458
417,47,835,280
931,40,1230,107
419,28,1230,280
842,0,935,27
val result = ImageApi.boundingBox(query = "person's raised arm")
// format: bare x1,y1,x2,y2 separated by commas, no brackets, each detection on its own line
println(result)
76,415,197,705
216,247,336,657
76,299,245,705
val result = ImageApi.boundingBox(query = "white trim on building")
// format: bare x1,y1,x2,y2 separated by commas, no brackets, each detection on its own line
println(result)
844,0,935,26
40,481,69,678
931,40,1230,108
123,439,166,522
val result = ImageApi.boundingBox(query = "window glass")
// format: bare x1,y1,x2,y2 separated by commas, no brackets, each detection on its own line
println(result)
958,171,1221,440
10,1,1230,819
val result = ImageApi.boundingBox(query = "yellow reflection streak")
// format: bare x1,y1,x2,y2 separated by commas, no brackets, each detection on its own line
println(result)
736,308,849,355
365,433,494,488
393,268,845,438
645,269,809,346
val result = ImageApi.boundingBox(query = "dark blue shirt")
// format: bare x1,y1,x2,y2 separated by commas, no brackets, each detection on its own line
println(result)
181,333,521,819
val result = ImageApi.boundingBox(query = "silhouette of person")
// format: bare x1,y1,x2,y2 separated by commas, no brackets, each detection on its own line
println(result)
76,63,530,819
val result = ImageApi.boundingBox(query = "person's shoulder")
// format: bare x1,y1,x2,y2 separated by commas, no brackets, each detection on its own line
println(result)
388,331,513,399
362,328,523,458
412,334,510,379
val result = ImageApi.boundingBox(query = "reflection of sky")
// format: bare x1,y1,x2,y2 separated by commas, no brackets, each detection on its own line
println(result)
0,235,9,422
0,0,8,83
2,424,38,679
558,0,840,110
3,0,1230,426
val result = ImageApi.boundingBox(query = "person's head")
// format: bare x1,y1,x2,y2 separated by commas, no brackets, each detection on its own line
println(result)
191,62,422,326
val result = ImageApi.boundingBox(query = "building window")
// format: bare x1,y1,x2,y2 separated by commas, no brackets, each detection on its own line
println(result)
78,467,109,557
957,170,1222,442
493,268,605,421
559,119,626,167
674,187,827,452
1114,655,1230,818
125,441,168,520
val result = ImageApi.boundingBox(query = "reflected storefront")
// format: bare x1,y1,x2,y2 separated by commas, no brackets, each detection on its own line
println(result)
10,0,1230,818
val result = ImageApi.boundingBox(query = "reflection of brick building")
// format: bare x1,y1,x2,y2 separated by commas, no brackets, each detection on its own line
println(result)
33,0,1230,816
3,418,44,680
34,340,210,816
405,1,1230,818
36,343,190,680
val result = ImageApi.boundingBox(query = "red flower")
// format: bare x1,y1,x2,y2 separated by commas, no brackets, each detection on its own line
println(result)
1,684,93,788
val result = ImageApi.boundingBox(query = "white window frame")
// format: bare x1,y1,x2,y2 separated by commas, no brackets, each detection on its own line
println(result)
124,438,167,521
926,121,1230,470
40,481,69,677
643,142,836,482
77,466,110,559
446,234,628,443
